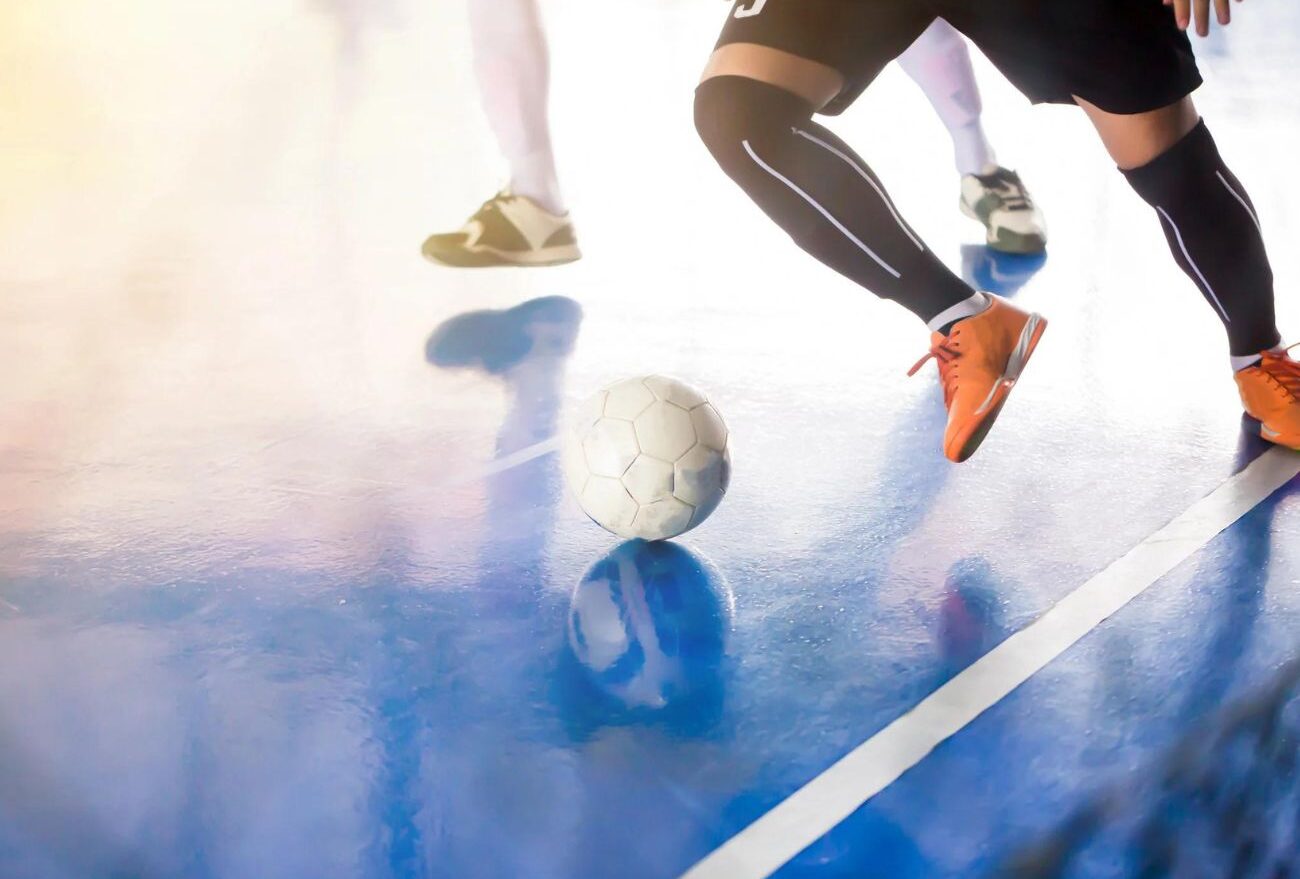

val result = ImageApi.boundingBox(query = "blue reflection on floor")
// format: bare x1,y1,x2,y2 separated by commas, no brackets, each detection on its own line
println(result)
562,540,730,737
4,280,1294,877
3,1,1300,877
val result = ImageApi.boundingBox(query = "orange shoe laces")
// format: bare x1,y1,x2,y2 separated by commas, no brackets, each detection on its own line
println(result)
1261,342,1300,399
908,336,961,406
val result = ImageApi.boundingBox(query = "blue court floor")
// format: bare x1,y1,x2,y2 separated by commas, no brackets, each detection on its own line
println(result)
2,1,1299,877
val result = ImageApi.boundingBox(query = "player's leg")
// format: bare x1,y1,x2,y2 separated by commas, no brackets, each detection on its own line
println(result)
468,0,562,214
696,44,976,323
897,19,995,177
896,19,1046,254
1077,95,1297,447
695,4,1047,462
422,0,579,268
940,0,1296,447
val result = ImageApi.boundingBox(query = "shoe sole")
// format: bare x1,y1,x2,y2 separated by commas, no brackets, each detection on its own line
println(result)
960,199,1047,255
1242,413,1300,451
421,242,582,268
947,313,1048,463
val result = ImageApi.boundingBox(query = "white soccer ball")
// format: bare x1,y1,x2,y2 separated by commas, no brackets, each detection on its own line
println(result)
563,375,731,541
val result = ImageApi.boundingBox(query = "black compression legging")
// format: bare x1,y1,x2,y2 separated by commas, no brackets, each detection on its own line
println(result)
1122,120,1280,356
694,75,975,323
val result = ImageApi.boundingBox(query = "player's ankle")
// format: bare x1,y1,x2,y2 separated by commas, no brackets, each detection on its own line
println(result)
927,292,991,336
1230,339,1286,373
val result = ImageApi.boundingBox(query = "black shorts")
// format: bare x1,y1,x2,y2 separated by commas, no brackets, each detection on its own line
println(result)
715,0,1203,116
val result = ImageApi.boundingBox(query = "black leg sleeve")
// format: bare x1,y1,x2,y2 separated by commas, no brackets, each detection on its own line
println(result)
1122,120,1280,356
694,75,974,324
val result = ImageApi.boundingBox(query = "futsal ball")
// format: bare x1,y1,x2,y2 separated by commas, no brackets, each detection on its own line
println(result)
562,375,731,541
568,539,730,711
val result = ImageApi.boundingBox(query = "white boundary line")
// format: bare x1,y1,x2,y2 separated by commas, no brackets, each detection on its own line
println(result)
436,436,562,490
681,447,1300,879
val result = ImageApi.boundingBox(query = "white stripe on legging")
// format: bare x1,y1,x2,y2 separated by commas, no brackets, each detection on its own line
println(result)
741,139,902,279
792,127,926,251
1216,171,1262,235
1156,206,1231,324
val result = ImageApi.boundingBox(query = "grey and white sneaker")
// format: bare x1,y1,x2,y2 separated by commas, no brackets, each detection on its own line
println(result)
421,192,581,268
959,167,1047,255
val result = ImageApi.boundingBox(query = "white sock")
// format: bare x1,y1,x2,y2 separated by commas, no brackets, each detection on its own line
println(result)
509,151,566,216
1231,343,1286,372
896,19,997,178
466,0,566,215
927,292,991,334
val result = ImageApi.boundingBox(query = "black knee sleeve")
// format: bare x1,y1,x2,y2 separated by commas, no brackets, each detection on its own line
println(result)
1123,120,1279,355
693,75,972,321
694,77,836,245
694,77,825,244
694,75,815,165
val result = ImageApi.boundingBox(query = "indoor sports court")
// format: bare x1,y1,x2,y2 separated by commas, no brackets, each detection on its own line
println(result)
2,0,1299,877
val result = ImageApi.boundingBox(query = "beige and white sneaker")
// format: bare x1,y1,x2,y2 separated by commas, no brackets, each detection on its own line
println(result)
422,191,581,268
960,167,1047,255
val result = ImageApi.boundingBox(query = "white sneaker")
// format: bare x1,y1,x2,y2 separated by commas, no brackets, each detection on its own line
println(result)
422,192,581,268
959,167,1047,255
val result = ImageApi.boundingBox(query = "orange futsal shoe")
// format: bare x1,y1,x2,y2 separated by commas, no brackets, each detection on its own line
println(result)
908,295,1047,463
1236,344,1300,450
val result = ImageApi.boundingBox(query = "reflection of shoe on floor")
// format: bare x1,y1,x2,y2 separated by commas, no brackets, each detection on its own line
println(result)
909,294,1047,463
421,191,581,267
1237,344,1300,450
960,244,1047,299
426,295,583,376
960,167,1047,255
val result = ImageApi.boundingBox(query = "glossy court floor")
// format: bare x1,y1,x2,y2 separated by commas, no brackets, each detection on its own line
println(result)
3,1,1300,877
